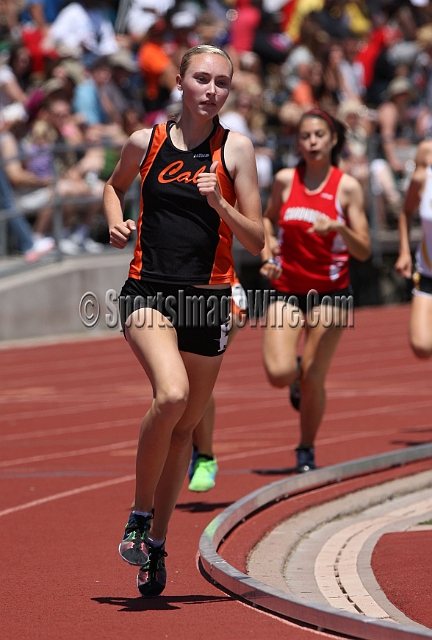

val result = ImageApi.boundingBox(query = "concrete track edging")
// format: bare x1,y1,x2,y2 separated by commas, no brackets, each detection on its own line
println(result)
199,444,432,640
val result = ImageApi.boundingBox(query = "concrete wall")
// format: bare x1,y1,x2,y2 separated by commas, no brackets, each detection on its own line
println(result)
0,252,132,342
0,243,412,343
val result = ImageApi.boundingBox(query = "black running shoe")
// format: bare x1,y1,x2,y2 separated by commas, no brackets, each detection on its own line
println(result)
296,446,315,473
289,356,302,411
118,512,152,566
137,542,167,597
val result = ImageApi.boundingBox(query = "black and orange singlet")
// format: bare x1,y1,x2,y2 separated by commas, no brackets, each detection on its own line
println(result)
129,121,236,285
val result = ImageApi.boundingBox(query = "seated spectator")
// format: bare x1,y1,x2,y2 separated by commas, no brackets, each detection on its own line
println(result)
253,11,291,70
47,0,119,65
370,76,418,228
0,148,55,263
310,0,352,41
338,32,365,101
364,24,405,108
291,60,323,110
25,0,67,32
73,56,123,127
124,0,175,44
21,118,57,181
322,36,368,106
169,7,199,70
0,118,56,245
220,90,274,194
230,0,261,62
282,0,369,44
122,107,143,137
105,49,145,120
39,97,110,253
376,76,418,177
19,1,61,77
49,57,85,105
0,0,22,44
322,43,350,104
412,24,432,137
337,99,370,192
0,44,30,126
281,15,329,95
1,105,107,254
137,18,178,116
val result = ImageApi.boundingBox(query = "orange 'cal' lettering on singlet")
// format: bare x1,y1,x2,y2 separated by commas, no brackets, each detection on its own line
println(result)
158,161,207,184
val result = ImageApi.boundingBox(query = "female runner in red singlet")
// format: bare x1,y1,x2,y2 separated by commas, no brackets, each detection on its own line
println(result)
260,109,370,473
103,45,263,597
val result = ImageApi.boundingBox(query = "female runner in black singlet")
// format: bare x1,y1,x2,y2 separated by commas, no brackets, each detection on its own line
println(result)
103,45,264,597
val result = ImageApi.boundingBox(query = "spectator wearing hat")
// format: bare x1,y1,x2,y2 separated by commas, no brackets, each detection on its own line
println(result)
49,58,85,104
169,8,198,70
25,75,69,124
105,49,145,120
370,75,418,228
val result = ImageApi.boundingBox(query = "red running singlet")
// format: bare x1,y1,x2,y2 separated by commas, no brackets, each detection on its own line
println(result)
271,165,350,294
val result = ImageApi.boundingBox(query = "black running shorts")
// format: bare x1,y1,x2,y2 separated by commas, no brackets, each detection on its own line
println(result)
119,278,231,357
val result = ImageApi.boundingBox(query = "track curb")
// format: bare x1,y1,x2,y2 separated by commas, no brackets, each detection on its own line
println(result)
199,444,432,639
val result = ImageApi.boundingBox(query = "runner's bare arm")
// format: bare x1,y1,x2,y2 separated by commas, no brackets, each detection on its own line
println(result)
311,174,370,261
395,141,432,276
103,129,151,249
259,169,293,279
197,132,264,255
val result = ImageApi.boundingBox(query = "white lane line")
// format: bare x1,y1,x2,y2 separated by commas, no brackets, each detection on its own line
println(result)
0,418,138,442
314,496,432,618
0,439,137,468
2,417,431,471
0,474,135,518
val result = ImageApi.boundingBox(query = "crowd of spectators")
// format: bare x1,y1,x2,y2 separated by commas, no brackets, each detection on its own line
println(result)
0,0,432,263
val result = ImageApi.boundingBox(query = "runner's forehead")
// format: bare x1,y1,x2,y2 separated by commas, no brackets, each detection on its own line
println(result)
186,54,232,78
299,117,331,133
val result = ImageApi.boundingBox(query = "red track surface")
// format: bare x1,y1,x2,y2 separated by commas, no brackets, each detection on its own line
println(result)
372,531,432,629
1,303,431,639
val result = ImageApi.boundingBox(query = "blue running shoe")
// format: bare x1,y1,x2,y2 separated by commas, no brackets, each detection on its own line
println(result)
188,445,199,481
119,512,152,566
137,542,167,597
296,446,315,473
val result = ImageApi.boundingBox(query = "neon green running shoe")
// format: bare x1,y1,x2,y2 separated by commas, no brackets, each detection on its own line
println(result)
188,456,218,492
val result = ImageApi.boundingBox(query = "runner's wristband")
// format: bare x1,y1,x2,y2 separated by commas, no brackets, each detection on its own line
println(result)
261,258,278,266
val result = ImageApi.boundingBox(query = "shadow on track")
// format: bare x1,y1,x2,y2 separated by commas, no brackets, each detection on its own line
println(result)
92,593,231,611
252,466,297,476
175,501,233,513
391,440,432,447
